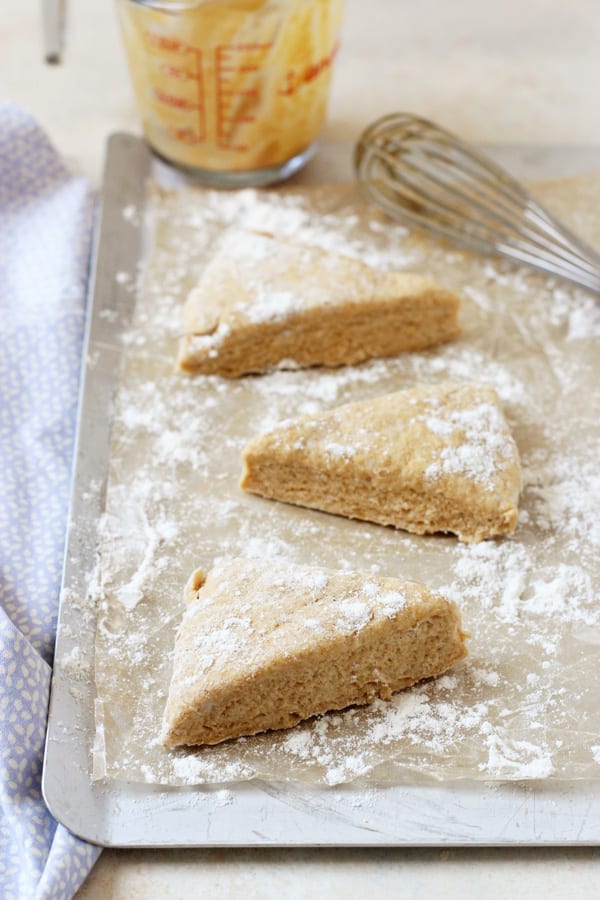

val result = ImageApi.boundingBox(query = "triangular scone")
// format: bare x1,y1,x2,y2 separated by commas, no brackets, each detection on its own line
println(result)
178,230,460,376
241,382,521,542
162,558,467,748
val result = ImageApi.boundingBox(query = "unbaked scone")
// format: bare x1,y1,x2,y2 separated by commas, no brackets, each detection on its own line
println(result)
241,382,521,542
178,230,460,376
162,558,467,748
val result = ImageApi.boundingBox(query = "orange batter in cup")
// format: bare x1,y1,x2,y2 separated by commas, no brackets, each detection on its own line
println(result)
117,0,344,184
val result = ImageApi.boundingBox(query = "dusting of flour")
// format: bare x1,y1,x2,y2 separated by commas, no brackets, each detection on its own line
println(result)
90,181,600,786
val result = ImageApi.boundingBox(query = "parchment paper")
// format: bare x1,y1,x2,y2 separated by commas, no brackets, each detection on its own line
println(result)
91,175,600,785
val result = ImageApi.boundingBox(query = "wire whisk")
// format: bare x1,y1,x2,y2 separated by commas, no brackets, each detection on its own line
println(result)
354,113,600,296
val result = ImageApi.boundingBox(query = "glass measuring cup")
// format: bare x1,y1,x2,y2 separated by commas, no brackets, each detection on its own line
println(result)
117,0,344,186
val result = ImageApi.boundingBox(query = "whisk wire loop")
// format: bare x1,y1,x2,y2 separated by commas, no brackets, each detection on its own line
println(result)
355,113,600,296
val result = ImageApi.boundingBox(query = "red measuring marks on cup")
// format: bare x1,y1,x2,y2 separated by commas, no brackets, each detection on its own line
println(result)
215,43,273,152
143,33,272,152
140,32,336,155
144,30,206,146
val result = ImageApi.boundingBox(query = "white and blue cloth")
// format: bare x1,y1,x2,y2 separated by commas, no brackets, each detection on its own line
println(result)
0,102,101,899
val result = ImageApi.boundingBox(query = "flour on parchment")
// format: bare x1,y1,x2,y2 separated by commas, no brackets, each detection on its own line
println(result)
89,178,600,786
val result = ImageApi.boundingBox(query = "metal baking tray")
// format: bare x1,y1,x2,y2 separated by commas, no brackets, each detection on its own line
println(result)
42,134,600,847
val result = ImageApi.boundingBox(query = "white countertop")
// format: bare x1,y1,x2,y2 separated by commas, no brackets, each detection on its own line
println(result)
4,0,599,896
7,0,600,183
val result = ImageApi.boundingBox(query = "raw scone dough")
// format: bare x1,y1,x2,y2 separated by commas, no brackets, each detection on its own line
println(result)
162,558,467,748
241,382,521,542
178,230,460,376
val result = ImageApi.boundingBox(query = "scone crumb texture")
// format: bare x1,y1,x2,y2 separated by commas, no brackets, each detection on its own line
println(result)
162,558,467,748
240,381,521,542
178,230,460,376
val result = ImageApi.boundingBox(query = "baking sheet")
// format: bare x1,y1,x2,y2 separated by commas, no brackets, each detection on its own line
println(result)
93,163,600,787
43,135,600,845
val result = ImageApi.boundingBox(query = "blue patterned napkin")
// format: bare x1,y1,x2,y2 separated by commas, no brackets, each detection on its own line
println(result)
0,102,101,899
